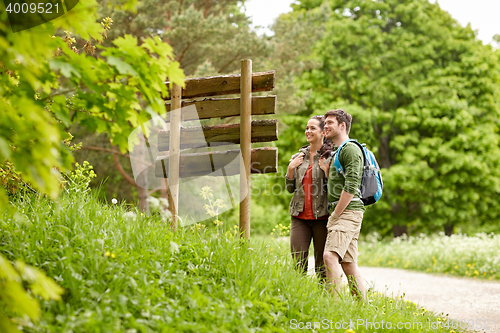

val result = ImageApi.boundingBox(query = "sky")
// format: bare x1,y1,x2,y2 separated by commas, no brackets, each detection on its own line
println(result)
243,0,500,44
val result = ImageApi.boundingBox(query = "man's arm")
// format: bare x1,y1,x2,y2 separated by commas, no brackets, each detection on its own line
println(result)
334,144,363,216
333,190,354,217
319,156,331,179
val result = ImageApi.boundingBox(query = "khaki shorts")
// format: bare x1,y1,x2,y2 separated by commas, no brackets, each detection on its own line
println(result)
324,210,363,263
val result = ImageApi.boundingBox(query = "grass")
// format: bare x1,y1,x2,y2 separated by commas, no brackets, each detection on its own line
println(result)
359,232,500,280
0,191,466,333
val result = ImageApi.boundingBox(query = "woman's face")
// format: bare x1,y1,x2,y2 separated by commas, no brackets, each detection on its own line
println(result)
305,118,324,144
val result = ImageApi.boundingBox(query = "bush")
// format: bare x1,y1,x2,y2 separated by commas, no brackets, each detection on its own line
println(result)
359,233,500,280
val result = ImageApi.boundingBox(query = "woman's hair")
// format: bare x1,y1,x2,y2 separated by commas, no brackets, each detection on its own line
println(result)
319,137,334,158
310,115,325,130
308,115,334,158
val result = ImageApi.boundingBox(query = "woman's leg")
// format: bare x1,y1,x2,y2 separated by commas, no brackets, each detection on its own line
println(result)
290,217,312,274
312,218,328,279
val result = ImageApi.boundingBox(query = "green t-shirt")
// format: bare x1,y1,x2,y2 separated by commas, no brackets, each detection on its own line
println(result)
327,142,365,212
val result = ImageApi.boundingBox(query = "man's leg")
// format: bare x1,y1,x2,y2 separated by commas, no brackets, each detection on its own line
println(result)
341,262,366,299
290,217,312,274
324,250,344,297
324,210,363,298
339,217,365,299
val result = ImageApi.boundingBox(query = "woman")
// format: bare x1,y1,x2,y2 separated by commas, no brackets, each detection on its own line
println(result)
285,115,332,278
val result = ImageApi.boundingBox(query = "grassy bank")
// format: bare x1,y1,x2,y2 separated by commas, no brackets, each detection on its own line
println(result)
0,192,464,332
359,233,500,280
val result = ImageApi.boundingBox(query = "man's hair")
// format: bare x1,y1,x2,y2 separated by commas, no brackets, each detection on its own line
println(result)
324,109,352,134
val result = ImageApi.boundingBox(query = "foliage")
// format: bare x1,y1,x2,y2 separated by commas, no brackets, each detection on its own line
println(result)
288,0,500,234
359,233,500,280
247,4,330,225
271,223,291,238
62,161,97,194
66,0,273,209
146,195,172,220
268,3,328,116
0,190,465,332
200,186,226,231
0,0,185,209
0,162,36,201
70,130,138,203
0,254,63,333
96,0,271,76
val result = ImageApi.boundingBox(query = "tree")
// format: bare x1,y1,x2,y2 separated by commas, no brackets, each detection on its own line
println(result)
289,0,500,235
96,0,270,76
0,0,184,208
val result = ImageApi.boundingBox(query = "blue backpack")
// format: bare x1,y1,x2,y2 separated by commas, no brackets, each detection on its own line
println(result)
333,139,383,205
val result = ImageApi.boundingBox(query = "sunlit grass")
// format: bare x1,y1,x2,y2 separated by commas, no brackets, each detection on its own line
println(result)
0,192,466,332
359,233,500,280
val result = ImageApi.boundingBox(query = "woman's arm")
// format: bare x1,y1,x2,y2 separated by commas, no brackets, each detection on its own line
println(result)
285,153,304,193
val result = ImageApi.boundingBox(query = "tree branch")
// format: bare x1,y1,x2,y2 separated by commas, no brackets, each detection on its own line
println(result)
113,153,137,187
217,53,240,73
204,0,211,18
176,41,191,64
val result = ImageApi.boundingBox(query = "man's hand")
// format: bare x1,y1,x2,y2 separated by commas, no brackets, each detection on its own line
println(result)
334,190,354,217
319,156,331,179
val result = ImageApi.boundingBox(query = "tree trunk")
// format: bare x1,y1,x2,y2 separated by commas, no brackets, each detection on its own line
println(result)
392,225,408,238
138,185,149,212
378,135,392,169
444,223,454,236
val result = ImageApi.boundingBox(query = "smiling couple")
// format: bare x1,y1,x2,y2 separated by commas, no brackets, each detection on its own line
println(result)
285,109,366,299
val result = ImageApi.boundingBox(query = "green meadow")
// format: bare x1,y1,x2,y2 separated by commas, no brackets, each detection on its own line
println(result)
0,190,464,332
358,233,500,280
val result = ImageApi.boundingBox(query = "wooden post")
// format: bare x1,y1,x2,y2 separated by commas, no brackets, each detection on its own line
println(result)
240,59,252,240
169,83,182,231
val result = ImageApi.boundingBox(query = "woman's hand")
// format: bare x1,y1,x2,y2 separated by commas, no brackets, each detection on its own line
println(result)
288,153,305,169
286,153,304,179
319,156,330,178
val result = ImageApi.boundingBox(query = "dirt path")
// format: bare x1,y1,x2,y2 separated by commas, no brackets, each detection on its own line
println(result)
362,267,500,333
308,258,500,332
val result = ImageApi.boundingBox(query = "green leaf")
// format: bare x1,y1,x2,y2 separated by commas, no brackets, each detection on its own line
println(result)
49,60,81,78
0,313,20,333
0,137,11,160
107,56,138,76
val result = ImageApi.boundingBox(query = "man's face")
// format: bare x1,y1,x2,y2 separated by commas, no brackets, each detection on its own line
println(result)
324,115,343,140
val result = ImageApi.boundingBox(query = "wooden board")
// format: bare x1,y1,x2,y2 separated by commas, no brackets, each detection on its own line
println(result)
164,96,276,121
165,71,275,99
155,147,278,178
158,119,278,151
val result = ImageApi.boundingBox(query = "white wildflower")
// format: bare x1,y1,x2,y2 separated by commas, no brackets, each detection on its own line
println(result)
147,196,160,213
159,197,169,209
161,208,172,220
122,211,137,221
170,241,179,254
111,198,118,204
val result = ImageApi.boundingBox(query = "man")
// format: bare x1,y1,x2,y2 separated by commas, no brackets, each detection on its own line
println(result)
319,109,366,299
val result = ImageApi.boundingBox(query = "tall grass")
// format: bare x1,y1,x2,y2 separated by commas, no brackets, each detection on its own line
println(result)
359,233,500,280
0,192,464,332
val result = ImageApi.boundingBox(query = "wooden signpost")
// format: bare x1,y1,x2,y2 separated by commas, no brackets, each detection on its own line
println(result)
157,60,277,240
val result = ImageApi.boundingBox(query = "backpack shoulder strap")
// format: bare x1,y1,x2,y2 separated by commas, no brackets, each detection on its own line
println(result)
333,139,366,175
